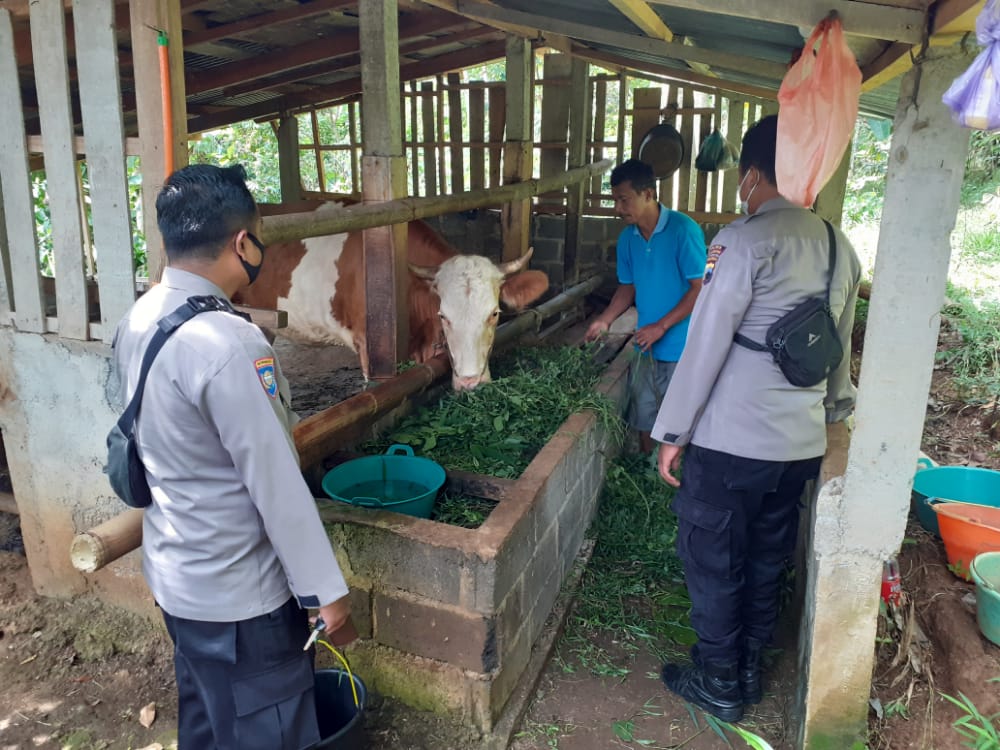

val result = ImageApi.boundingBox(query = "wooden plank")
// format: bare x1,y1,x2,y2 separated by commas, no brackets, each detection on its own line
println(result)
130,0,186,283
31,0,89,340
310,110,324,192
675,88,694,211
436,75,447,197
232,305,288,330
26,135,141,156
710,93,723,213
502,35,532,262
539,53,572,199
616,73,627,167
74,0,136,342
487,85,505,188
591,78,608,206
359,0,407,381
565,58,590,285
348,101,360,196
642,0,925,44
420,82,437,196
446,72,465,193
0,10,43,332
694,102,712,212
722,97,745,213
468,86,486,190
608,0,673,40
631,87,662,161
409,82,420,196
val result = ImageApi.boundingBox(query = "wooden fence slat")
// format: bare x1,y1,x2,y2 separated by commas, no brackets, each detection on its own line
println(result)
409,82,419,196
539,53,572,199
420,82,437,196
677,87,695,212
436,75,447,195
469,86,485,190
590,77,607,206
74,0,137,342
722,97,745,212
710,93,723,213
660,85,676,207
446,72,464,193
0,9,44,332
31,0,89,339
616,73,627,169
694,99,712,213
487,86,505,188
348,101,360,196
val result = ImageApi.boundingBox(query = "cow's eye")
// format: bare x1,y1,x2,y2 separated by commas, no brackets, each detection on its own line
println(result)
491,310,500,318
438,312,448,323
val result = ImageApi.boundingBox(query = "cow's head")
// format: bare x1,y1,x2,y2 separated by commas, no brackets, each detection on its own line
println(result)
410,249,549,390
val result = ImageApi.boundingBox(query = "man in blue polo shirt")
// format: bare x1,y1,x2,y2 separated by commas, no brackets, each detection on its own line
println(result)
585,159,706,454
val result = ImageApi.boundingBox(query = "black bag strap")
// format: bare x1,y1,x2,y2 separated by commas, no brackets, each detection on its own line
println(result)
116,295,250,435
733,218,837,352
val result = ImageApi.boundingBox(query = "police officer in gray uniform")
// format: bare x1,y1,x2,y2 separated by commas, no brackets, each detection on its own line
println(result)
112,164,354,749
651,116,861,721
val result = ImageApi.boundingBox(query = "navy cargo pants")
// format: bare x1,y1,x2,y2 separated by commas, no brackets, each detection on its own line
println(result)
673,444,822,665
161,596,320,750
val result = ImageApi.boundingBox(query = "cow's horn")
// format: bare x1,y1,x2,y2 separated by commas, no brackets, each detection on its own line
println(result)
408,263,439,281
497,247,534,277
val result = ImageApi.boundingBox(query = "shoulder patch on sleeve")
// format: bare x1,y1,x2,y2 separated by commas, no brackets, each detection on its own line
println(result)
255,357,278,399
704,244,726,284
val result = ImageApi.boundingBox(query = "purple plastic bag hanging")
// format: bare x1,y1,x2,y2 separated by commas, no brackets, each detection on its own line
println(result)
942,0,1000,131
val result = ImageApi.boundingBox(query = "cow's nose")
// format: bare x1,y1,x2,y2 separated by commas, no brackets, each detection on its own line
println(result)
453,374,482,391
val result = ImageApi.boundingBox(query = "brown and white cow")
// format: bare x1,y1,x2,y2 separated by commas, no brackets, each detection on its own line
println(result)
235,219,549,390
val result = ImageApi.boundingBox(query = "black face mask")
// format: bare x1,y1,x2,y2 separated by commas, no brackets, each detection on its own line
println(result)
242,232,266,285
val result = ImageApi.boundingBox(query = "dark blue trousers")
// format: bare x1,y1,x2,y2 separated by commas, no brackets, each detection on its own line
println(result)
161,596,320,750
673,444,822,665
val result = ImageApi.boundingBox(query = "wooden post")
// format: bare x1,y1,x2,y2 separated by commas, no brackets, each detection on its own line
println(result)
348,101,360,197
722,97,745,212
310,110,325,192
360,0,408,381
420,82,437,196
469,85,486,190
591,77,607,205
30,0,89,340
565,58,590,285
660,86,677,207
129,0,186,283
539,53,572,192
447,72,465,193
502,35,533,262
0,9,44,332
277,116,302,202
487,85,506,188
74,0,136,342
677,87,694,211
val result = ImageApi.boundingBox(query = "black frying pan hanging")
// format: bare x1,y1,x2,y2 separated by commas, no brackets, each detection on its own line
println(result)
636,123,685,179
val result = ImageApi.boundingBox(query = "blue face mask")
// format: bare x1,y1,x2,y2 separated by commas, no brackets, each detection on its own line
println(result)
242,232,266,285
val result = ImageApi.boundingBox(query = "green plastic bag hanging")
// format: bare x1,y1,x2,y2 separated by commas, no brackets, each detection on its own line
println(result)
695,129,726,171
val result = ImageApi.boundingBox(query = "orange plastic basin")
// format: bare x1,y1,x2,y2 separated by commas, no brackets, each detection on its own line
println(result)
932,503,1000,580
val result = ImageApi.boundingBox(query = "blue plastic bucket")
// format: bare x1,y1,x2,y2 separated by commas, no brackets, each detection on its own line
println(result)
312,668,367,749
321,445,446,519
911,461,1000,537
970,552,1000,647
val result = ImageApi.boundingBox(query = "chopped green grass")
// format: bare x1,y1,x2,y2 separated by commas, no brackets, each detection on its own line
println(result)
430,490,497,528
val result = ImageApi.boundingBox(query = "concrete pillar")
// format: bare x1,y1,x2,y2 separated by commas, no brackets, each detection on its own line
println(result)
796,46,972,749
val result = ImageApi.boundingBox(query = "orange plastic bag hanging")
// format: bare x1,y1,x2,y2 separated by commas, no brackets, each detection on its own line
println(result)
776,15,862,207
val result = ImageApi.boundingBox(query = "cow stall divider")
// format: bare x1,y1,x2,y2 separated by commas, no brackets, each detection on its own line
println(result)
68,273,605,574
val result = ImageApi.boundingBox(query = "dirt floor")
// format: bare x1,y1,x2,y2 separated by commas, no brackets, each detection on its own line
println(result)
1,328,998,749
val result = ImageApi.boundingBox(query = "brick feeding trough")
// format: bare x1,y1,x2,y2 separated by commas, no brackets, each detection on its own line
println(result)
317,342,630,735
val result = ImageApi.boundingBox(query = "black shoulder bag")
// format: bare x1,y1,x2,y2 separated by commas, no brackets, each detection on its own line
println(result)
106,295,249,508
733,219,844,388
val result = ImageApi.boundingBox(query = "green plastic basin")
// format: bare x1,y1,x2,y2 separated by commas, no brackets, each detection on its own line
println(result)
970,551,1000,648
321,444,445,519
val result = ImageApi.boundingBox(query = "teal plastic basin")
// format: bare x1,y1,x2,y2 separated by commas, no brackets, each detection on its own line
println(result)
321,444,445,519
911,464,1000,537
970,552,1000,647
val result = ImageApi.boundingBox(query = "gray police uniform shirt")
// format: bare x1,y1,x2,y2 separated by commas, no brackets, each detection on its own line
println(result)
111,267,349,622
651,197,862,462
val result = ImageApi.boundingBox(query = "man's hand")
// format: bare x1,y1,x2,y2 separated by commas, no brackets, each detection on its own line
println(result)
318,594,357,647
657,443,684,488
584,319,610,343
634,321,666,352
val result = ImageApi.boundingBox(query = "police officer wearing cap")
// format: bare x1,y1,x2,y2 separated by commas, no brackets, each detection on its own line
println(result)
651,116,861,721
112,164,354,749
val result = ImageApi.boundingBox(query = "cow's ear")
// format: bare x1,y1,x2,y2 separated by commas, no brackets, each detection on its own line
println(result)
500,270,549,311
408,263,438,282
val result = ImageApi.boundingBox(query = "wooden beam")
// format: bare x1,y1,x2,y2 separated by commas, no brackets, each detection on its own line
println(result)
643,0,926,44
184,0,354,47
573,45,778,100
502,34,533,262
609,0,673,41
277,116,302,202
420,0,572,53
862,0,985,91
450,0,787,80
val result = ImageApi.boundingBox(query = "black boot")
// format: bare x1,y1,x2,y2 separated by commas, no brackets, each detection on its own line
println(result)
739,637,764,705
661,659,743,722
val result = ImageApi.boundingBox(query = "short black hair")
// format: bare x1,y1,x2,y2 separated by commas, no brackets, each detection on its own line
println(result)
739,115,778,185
610,159,656,192
155,163,258,261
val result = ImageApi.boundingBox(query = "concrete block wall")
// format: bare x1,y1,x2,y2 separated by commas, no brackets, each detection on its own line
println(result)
317,345,630,731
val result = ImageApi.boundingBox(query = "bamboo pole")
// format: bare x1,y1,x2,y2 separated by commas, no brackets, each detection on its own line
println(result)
69,275,605,573
262,159,614,244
